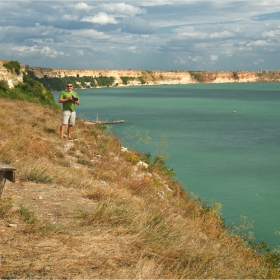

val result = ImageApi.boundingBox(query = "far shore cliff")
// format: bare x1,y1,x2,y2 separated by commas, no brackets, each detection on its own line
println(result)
28,67,280,87
1,59,280,88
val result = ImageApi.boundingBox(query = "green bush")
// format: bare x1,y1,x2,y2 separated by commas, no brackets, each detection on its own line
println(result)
0,80,9,92
95,75,115,87
3,60,21,75
189,71,205,83
120,76,135,85
138,76,146,84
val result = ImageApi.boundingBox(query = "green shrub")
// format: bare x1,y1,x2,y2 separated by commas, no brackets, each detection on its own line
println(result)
138,76,146,84
0,197,14,219
3,60,21,75
18,205,38,224
120,76,135,85
95,75,115,87
189,71,205,83
152,155,176,177
77,159,93,167
0,80,9,92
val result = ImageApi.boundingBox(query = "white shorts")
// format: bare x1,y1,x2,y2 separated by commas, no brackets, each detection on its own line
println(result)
62,110,76,126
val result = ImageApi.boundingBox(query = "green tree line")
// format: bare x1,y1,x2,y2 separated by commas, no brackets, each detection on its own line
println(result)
27,70,115,91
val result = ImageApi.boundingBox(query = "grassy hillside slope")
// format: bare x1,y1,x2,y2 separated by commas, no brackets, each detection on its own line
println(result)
0,99,279,279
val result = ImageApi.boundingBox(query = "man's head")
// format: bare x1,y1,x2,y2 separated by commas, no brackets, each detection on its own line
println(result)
66,83,73,92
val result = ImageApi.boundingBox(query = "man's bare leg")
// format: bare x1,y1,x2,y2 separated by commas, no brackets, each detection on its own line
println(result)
60,124,67,139
68,125,73,139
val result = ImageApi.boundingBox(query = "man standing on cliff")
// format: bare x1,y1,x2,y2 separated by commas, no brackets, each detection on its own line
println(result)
58,82,80,140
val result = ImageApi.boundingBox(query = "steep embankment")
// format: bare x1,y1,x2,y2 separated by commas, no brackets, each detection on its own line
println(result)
28,66,280,87
0,99,277,279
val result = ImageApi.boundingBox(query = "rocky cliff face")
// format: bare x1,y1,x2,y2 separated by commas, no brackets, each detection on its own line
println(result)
28,67,280,86
0,60,24,87
1,59,280,88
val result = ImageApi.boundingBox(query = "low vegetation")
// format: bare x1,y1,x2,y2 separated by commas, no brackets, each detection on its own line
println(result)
2,60,21,75
0,65,279,278
27,69,115,91
189,71,206,83
120,76,136,85
0,72,59,108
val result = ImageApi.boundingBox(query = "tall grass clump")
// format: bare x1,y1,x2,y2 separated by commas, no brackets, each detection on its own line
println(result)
0,197,14,219
18,164,53,184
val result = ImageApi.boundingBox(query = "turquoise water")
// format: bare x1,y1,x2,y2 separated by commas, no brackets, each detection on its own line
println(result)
54,82,280,248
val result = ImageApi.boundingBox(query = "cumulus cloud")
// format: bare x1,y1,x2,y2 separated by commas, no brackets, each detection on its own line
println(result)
192,56,203,62
81,12,118,25
97,3,146,16
76,50,84,56
62,14,79,21
262,30,280,38
177,28,234,39
247,40,271,47
210,55,218,61
71,2,91,10
10,45,65,58
209,31,234,39
175,55,203,65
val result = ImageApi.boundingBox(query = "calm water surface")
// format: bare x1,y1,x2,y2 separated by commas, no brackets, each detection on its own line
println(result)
54,82,280,248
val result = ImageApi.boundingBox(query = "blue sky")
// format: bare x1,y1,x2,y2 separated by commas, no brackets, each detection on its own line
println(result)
1,0,280,71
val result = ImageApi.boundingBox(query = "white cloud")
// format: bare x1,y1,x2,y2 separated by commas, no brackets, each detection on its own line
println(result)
210,55,218,61
76,50,84,56
262,30,280,38
97,3,146,16
72,2,91,10
209,31,234,39
10,45,64,58
254,58,265,65
247,40,271,47
179,31,234,39
174,58,188,64
126,46,141,53
192,56,203,62
175,55,203,65
62,14,79,21
81,12,118,25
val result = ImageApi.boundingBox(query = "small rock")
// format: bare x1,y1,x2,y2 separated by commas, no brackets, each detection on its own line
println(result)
121,147,128,152
137,161,148,168
7,223,17,228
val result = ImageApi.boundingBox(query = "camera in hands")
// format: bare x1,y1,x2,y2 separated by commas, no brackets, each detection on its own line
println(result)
72,95,78,101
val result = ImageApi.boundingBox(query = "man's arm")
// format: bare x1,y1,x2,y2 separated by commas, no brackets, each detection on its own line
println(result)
58,96,73,103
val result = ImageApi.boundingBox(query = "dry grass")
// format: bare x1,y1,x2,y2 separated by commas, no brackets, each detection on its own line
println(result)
0,98,279,279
